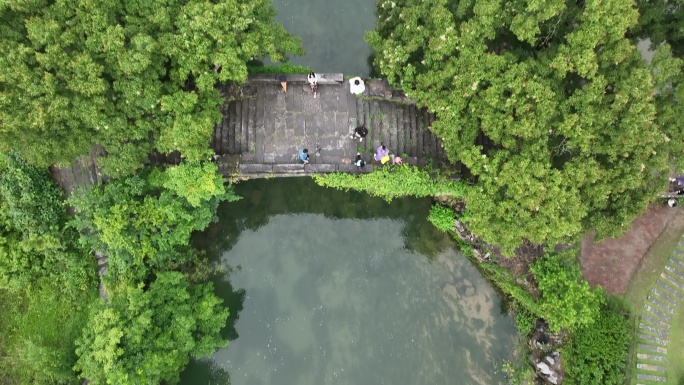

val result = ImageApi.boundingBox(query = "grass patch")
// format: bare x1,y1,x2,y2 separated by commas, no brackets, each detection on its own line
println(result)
247,63,311,74
623,207,684,385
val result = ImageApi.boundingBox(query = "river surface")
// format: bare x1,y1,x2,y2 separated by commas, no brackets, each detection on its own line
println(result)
267,0,376,76
180,178,517,385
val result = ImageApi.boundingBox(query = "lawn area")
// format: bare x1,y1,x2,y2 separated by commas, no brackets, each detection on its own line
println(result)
623,207,684,385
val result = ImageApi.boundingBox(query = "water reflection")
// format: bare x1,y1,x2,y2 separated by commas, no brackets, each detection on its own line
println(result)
182,178,517,385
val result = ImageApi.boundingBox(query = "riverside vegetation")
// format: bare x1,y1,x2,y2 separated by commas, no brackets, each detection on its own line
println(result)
313,0,683,383
1,0,683,384
0,0,303,383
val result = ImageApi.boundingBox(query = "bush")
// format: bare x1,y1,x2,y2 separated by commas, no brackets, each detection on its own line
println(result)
563,299,631,385
530,251,604,332
312,165,465,202
247,63,312,74
427,205,455,232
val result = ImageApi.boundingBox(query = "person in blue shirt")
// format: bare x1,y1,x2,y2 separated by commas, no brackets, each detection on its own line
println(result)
299,148,309,164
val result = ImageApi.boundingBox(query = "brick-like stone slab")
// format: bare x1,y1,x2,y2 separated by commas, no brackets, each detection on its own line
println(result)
670,256,684,270
272,164,306,173
661,273,684,291
637,363,667,372
647,296,676,314
306,164,337,173
637,353,667,362
639,323,669,339
652,287,680,306
644,304,672,322
642,313,671,330
637,344,667,354
337,164,373,173
678,240,684,249
637,373,666,382
239,164,273,173
657,280,684,298
665,265,684,281
638,333,668,346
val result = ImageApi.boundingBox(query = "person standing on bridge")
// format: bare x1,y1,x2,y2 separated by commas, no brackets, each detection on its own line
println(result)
349,77,365,95
279,74,287,93
299,148,310,164
308,72,319,98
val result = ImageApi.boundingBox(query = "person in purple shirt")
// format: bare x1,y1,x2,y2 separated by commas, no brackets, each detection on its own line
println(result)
374,144,389,162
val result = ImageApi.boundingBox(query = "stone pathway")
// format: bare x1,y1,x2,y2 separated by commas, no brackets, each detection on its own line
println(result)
213,74,450,178
634,238,684,384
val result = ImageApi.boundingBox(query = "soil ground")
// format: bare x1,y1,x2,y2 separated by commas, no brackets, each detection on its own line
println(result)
579,204,682,295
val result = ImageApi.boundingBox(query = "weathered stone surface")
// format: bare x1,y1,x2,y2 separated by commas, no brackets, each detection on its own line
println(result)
638,333,668,346
639,323,669,339
306,164,337,173
647,296,675,314
637,363,667,372
652,287,679,306
642,313,671,330
637,373,666,382
657,280,683,298
670,256,684,270
637,343,667,354
644,304,672,322
665,265,684,281
239,164,272,173
661,273,684,291
272,164,306,173
637,353,666,362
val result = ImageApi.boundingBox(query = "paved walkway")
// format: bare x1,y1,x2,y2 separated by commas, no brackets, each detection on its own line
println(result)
213,74,450,178
633,238,684,384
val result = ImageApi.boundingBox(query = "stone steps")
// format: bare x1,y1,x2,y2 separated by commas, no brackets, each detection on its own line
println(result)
632,237,684,385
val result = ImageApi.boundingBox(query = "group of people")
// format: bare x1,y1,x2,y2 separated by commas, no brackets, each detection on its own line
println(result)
352,143,402,171
278,73,366,99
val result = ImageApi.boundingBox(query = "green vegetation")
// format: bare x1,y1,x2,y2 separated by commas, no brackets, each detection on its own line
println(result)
74,272,227,385
0,0,304,177
0,151,97,385
367,0,684,255
312,165,464,202
530,251,603,332
247,63,312,74
563,299,631,385
427,205,455,232
0,0,304,382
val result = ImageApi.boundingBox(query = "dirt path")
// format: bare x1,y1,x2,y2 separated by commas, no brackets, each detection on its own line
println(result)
580,204,683,295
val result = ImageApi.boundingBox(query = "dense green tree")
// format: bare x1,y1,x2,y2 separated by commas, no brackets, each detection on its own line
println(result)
367,0,680,254
74,271,228,385
0,0,303,176
69,162,238,282
631,0,684,57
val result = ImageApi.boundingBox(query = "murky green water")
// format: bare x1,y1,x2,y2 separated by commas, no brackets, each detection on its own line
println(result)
180,178,517,385
268,0,376,76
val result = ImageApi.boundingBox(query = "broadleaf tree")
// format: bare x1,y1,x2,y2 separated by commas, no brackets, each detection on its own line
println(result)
367,0,681,254
0,0,303,176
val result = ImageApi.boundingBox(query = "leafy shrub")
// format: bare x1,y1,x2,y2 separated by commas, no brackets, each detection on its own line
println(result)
247,63,312,74
312,165,465,202
514,308,536,336
563,299,631,385
427,204,455,232
530,251,604,332
74,272,228,385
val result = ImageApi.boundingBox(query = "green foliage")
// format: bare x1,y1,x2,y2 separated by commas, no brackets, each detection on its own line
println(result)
563,299,631,385
312,165,465,202
631,0,684,58
427,204,454,232
530,251,604,332
69,164,238,282
0,0,304,176
74,271,228,385
513,308,536,337
247,63,312,74
367,0,678,255
0,280,96,385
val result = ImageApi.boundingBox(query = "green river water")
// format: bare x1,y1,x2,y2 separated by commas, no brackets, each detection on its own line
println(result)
179,178,517,385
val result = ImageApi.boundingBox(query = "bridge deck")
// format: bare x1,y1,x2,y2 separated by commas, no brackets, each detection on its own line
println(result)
214,74,449,178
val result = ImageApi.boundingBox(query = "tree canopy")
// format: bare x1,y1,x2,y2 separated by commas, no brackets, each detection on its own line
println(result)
367,0,682,254
0,0,303,176
74,271,228,385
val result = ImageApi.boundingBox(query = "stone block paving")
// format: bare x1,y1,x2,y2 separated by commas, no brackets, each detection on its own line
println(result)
633,235,684,384
212,74,449,178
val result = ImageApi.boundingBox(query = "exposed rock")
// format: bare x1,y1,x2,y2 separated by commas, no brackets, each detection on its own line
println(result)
536,362,551,375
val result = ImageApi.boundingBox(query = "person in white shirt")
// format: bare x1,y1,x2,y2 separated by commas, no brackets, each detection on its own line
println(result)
308,72,319,98
349,77,365,95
